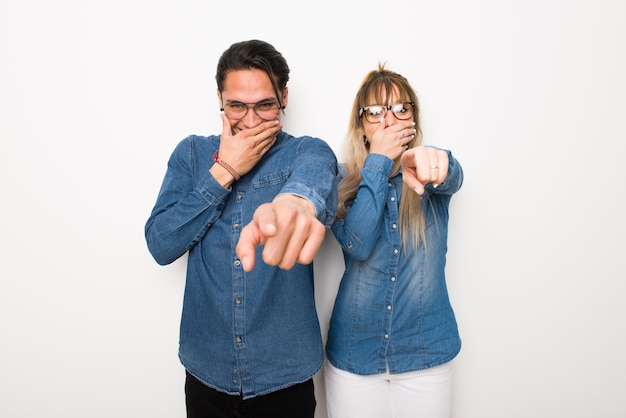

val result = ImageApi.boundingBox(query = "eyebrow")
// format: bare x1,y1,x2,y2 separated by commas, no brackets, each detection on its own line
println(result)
224,97,278,104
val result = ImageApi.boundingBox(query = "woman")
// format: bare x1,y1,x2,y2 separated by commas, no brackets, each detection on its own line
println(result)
325,64,464,418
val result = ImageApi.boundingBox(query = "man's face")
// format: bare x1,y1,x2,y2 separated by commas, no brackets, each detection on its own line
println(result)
218,69,288,132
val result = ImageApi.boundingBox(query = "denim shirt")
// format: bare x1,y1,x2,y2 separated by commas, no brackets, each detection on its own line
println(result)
326,150,463,375
145,131,338,399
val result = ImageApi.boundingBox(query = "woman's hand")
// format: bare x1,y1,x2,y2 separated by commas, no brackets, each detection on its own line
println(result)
368,118,416,162
400,146,448,195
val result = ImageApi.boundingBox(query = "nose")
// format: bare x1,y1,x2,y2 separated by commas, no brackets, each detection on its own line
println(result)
241,105,262,128
383,108,397,124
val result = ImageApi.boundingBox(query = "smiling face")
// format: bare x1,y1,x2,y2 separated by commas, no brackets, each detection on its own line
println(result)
217,69,289,132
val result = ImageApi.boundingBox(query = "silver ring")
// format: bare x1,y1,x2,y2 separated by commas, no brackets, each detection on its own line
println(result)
430,166,439,169
404,145,409,150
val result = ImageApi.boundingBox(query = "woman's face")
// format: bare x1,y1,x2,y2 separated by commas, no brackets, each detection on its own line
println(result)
361,89,410,140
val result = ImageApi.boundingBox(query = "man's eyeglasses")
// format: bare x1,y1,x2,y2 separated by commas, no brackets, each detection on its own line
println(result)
359,102,415,123
221,100,282,121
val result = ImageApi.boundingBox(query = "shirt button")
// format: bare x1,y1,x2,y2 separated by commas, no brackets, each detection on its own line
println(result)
236,336,242,343
390,197,396,202
391,276,396,282
234,260,241,267
235,297,241,305
387,305,392,310
392,223,397,229
384,334,389,339
233,223,239,230
393,248,399,254
347,244,353,250
388,183,392,187
237,194,243,200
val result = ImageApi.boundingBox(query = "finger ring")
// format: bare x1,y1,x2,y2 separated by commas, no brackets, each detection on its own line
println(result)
430,166,439,169
404,145,409,150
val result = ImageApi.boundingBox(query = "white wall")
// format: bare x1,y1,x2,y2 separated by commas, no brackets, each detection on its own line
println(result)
1,0,625,417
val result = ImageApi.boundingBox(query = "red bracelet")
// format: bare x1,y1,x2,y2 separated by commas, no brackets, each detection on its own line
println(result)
212,151,241,181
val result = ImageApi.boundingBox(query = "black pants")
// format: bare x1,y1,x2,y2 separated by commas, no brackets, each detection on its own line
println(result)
185,371,316,418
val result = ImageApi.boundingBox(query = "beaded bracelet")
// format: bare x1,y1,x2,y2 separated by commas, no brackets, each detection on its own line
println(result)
212,151,241,181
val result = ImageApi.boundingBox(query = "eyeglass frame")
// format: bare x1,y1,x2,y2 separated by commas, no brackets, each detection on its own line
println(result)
358,102,416,123
220,98,285,121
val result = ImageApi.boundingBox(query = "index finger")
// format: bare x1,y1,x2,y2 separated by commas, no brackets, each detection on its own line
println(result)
243,119,282,140
236,222,263,272
235,204,279,272
400,149,425,194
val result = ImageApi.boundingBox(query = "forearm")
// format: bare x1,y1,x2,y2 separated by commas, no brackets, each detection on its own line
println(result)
145,143,231,265
145,190,227,265
277,138,339,226
332,155,391,259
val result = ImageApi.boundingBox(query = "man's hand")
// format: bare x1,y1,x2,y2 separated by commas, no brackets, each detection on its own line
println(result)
236,195,326,272
401,146,449,195
210,115,281,187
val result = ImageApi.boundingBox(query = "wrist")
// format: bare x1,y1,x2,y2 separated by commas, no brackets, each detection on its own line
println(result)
212,151,241,181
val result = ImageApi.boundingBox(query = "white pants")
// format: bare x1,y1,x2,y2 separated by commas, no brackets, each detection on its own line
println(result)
324,360,453,418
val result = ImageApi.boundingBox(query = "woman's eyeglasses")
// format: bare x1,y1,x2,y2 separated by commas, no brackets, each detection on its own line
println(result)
359,102,415,123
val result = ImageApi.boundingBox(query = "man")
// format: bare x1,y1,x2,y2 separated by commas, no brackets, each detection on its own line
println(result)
145,39,338,417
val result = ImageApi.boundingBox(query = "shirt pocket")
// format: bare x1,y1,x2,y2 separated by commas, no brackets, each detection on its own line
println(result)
250,169,290,205
252,169,290,189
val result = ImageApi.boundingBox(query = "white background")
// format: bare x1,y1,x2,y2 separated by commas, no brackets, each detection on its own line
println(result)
1,0,625,417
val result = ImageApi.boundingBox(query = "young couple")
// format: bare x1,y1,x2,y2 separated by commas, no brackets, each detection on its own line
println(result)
145,39,463,418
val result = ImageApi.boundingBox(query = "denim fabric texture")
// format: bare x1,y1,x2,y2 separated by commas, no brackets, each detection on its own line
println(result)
326,150,463,375
145,131,338,399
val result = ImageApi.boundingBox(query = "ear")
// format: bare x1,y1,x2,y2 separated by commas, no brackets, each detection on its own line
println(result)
281,87,289,109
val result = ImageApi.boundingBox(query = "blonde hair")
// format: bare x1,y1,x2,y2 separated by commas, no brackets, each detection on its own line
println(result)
337,63,425,249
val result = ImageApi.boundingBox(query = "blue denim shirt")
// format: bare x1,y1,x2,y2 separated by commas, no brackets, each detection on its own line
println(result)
145,131,338,399
326,150,463,375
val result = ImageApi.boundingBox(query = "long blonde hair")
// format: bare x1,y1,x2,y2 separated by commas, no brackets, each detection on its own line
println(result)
337,63,425,249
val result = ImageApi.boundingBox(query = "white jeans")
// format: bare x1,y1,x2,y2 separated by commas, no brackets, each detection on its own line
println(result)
324,360,453,418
